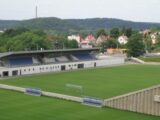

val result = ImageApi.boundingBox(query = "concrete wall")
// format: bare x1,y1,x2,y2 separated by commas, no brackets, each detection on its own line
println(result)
0,84,25,92
0,84,82,103
0,57,125,77
104,85,160,116
96,57,125,67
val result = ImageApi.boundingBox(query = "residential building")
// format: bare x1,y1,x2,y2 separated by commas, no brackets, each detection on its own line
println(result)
96,35,109,45
67,35,82,43
118,35,128,45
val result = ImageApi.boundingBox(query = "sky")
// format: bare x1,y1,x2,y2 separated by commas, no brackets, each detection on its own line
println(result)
0,0,160,23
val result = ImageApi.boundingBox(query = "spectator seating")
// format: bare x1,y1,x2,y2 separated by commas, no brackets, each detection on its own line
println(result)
9,57,33,66
72,53,96,60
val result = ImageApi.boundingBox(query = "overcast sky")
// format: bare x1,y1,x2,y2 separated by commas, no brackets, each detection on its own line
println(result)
0,0,160,23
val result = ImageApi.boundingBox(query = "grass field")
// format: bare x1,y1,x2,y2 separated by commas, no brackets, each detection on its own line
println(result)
0,89,160,120
0,65,160,98
1,64,160,120
140,57,160,62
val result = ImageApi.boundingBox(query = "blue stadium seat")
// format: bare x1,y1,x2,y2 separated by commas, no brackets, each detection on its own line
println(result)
72,52,95,60
9,57,33,66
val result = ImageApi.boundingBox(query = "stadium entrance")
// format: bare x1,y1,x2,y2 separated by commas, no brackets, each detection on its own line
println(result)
3,71,9,77
12,70,18,76
78,64,84,69
61,65,66,71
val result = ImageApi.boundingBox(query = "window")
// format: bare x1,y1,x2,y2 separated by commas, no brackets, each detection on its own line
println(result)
12,70,18,76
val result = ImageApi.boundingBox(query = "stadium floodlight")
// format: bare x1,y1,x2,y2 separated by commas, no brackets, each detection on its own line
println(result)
65,83,83,96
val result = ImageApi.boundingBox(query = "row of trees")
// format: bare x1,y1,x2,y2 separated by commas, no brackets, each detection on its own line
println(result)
0,28,52,52
97,27,132,38
0,28,79,52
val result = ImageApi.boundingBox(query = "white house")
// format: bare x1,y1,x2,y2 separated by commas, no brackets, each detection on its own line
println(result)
67,35,81,43
118,35,128,45
0,30,4,33
150,33,157,44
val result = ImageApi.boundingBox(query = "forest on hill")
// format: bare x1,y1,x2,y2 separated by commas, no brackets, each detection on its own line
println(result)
0,17,160,35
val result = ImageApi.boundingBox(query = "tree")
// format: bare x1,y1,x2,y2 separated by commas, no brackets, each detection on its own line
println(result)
110,28,120,38
155,35,160,47
143,35,153,52
3,28,29,37
100,39,119,53
0,28,52,52
121,26,126,35
151,34,160,52
121,27,132,37
67,40,78,48
62,39,79,49
127,33,145,57
125,28,132,38
63,39,69,48
96,29,107,38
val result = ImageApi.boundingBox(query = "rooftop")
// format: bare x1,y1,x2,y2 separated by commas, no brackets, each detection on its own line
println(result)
0,48,100,58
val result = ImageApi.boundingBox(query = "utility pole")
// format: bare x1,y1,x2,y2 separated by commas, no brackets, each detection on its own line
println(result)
36,6,38,18
35,0,38,18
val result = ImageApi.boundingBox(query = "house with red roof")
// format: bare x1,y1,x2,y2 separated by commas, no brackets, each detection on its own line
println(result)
80,34,96,48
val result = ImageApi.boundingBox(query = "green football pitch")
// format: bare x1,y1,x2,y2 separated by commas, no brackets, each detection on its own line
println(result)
0,90,160,120
0,64,160,120
0,64,160,98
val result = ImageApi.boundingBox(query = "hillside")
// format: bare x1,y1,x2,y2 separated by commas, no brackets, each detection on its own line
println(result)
0,20,20,29
0,17,160,34
66,18,160,30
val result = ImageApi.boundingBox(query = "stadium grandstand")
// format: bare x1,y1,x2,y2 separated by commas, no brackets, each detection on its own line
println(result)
0,48,125,77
